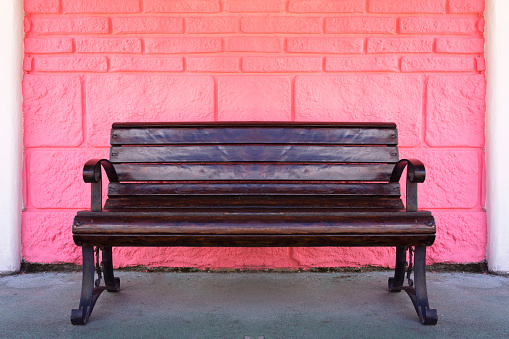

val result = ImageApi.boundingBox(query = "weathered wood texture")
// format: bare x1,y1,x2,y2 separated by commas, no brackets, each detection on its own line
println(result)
74,211,435,235
110,123,398,145
113,163,395,181
107,182,401,196
73,235,435,247
110,145,399,163
72,122,435,248
102,196,405,210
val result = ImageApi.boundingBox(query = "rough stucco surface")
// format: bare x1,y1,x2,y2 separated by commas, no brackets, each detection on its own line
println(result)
294,75,423,146
22,0,486,269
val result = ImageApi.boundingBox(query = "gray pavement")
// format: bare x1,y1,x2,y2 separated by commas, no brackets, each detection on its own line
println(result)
1,270,508,338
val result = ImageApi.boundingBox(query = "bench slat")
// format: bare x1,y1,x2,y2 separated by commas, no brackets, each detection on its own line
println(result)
73,212,435,235
112,122,397,128
74,210,435,247
73,234,435,247
107,182,401,196
111,125,398,145
103,196,404,210
114,163,394,181
110,146,399,163
104,197,405,210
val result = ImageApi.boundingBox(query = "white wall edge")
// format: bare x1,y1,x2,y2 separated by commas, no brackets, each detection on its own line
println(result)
0,0,23,274
486,0,509,273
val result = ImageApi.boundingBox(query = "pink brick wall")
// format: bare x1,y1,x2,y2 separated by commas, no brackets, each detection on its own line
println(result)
22,0,486,269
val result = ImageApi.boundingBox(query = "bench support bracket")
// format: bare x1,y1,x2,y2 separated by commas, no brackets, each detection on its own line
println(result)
71,246,120,325
388,246,438,325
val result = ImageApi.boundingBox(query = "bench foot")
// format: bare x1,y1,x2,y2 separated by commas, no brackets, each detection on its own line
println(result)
71,246,120,325
388,246,437,325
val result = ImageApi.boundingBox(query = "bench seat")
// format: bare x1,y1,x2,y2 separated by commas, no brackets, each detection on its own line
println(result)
74,210,435,247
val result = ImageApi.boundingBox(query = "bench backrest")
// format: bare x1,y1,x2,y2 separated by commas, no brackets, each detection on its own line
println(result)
107,122,401,198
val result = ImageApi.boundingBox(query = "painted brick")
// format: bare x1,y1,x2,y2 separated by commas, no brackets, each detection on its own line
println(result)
34,56,108,72
224,0,285,12
368,0,446,13
426,75,485,147
111,56,184,72
289,0,364,13
29,149,109,208
435,38,485,53
76,38,142,53
325,17,396,34
401,57,476,72
399,149,480,208
86,75,214,146
30,17,109,34
242,57,322,72
24,18,31,33
187,17,238,33
24,38,73,54
476,56,485,71
21,211,81,264
191,248,295,269
241,17,322,33
105,247,296,269
399,17,478,34
367,38,433,53
427,212,486,263
287,38,364,53
325,56,398,72
449,0,485,13
291,247,395,268
224,36,283,52
295,75,424,146
478,17,485,34
23,75,82,147
144,0,220,13
187,57,239,72
25,0,60,13
62,0,140,13
112,17,184,34
23,57,33,71
145,38,222,53
218,76,291,121
21,0,488,268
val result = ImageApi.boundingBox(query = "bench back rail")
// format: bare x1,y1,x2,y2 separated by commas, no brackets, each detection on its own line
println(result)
104,123,403,211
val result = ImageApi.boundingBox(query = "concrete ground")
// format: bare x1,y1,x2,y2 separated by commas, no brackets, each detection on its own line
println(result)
0,270,508,338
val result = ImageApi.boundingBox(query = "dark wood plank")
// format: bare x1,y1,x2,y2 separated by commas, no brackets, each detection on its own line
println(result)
73,212,435,235
76,210,431,217
111,125,398,145
103,196,405,209
107,182,401,196
112,122,398,128
110,145,399,163
114,163,395,181
73,234,435,247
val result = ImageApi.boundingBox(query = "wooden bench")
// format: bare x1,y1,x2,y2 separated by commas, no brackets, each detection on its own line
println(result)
71,122,437,325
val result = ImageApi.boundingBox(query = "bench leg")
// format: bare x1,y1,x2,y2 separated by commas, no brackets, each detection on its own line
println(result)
388,246,407,292
388,246,438,325
102,246,121,293
71,246,120,325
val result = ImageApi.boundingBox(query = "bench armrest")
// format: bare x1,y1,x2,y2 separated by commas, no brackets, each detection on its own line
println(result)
389,159,426,212
83,159,118,211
